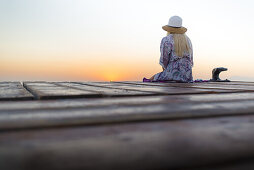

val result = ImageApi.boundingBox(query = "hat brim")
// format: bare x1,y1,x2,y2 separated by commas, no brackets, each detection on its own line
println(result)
162,25,187,34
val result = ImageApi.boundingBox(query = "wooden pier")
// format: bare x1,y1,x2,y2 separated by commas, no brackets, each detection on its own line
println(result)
1,81,254,170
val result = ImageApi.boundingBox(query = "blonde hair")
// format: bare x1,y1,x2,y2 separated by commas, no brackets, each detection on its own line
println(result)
167,32,191,57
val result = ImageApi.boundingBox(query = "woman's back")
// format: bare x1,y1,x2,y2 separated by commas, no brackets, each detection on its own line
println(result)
160,34,193,65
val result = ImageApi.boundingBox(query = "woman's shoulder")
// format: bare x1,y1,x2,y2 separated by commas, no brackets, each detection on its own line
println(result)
162,34,173,40
161,35,173,44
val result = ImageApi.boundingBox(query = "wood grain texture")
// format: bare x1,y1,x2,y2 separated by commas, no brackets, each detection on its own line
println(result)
0,82,34,100
210,81,254,86
23,82,102,99
1,116,254,170
55,82,154,96
76,82,244,95
1,81,254,170
0,92,254,111
1,98,254,130
113,81,254,91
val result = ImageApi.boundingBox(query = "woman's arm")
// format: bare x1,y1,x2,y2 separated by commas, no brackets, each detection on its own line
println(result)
187,36,194,67
159,37,171,70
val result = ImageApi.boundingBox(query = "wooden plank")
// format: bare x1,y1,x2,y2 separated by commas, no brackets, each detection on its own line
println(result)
76,82,244,95
181,83,254,91
55,82,154,97
1,92,254,111
0,82,34,100
1,98,254,130
1,115,254,170
93,81,247,91
224,81,254,85
115,81,254,88
207,81,254,87
113,81,254,91
23,82,102,99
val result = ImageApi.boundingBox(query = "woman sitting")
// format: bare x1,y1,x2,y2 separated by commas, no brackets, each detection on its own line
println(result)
149,16,193,83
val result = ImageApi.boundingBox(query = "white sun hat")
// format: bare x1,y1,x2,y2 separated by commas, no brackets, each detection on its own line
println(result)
162,16,187,34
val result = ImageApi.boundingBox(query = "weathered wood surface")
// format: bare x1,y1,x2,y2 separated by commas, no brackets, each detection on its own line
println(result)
76,82,246,94
23,82,102,99
1,116,254,170
0,82,33,100
114,81,254,91
1,81,254,170
1,81,253,101
1,94,254,130
1,92,254,111
55,82,154,96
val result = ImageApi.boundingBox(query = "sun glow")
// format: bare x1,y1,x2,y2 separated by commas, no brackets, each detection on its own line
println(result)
94,69,121,81
103,73,120,81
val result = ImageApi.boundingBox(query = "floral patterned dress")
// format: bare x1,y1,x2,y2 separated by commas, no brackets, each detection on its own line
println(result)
154,34,193,82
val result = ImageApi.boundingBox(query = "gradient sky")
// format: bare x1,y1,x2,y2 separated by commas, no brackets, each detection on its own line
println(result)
1,0,254,81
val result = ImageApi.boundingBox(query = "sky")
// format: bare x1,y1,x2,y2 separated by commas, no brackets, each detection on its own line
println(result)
0,0,254,81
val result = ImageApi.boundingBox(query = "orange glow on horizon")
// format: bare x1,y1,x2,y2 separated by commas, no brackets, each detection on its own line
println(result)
100,71,121,81
1,52,254,82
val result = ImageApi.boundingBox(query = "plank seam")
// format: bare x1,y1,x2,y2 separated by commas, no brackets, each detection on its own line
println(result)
22,82,40,100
